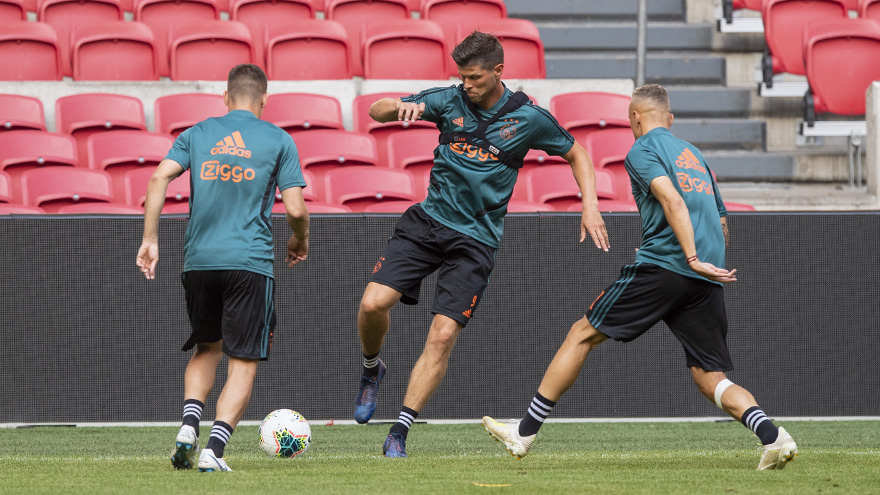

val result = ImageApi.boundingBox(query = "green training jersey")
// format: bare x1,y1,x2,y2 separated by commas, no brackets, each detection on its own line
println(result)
401,84,574,248
165,109,306,278
625,127,728,284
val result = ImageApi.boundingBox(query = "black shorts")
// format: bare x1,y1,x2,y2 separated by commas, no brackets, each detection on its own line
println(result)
587,263,733,372
370,204,496,327
181,270,276,360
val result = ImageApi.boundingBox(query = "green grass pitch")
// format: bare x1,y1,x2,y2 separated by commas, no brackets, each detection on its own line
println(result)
1,420,877,494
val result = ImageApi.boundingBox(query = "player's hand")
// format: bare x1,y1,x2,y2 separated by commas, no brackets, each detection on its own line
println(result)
396,101,425,122
689,260,737,283
136,241,158,280
286,233,309,267
580,207,610,252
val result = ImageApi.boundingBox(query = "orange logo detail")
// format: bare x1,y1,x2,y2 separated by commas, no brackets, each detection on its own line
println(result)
589,291,605,311
449,143,498,162
211,131,252,158
676,172,714,196
462,309,472,318
372,257,384,274
675,148,706,174
200,160,256,182
452,117,464,127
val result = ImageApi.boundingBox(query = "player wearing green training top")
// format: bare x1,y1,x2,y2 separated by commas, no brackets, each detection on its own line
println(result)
482,83,799,471
352,31,611,458
136,64,310,473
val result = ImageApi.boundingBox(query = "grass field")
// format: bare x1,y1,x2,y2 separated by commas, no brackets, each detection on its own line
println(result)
0,420,877,494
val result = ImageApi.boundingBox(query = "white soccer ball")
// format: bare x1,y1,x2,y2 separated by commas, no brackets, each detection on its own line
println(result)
258,409,311,458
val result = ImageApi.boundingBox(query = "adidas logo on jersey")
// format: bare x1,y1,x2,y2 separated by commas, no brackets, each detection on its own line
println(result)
211,131,251,158
452,117,464,127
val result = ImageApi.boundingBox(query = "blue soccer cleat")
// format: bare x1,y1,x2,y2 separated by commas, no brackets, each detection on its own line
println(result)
383,432,408,458
354,359,386,424
170,425,198,470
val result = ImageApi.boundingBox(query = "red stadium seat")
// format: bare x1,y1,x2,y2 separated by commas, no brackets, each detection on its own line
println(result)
863,0,880,18
264,20,352,80
506,200,554,213
134,0,221,77
324,166,416,211
21,166,115,213
420,0,505,61
38,0,124,76
362,200,416,212
583,128,635,169
761,0,848,86
362,19,448,80
55,93,147,167
263,93,344,133
803,18,880,122
87,130,174,202
0,171,12,203
0,203,46,214
57,202,145,214
724,201,756,211
324,0,410,77
124,167,191,211
154,93,227,137
168,21,253,80
0,131,78,201
0,21,61,81
385,128,438,198
70,22,158,81
230,0,317,66
273,169,319,207
521,148,568,175
526,165,617,211
0,0,26,20
549,92,631,146
353,92,437,167
0,94,46,132
291,129,378,197
273,201,352,213
455,18,545,78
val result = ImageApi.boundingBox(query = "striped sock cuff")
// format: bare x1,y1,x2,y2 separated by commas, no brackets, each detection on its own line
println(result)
183,399,204,420
526,393,556,423
397,406,419,429
743,407,768,432
210,421,233,445
363,355,380,369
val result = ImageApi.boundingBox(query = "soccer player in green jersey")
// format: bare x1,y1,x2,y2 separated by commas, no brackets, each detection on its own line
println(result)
482,84,798,471
353,31,611,457
136,64,310,472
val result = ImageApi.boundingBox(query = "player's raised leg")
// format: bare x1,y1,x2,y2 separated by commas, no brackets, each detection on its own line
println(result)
172,341,223,469
483,316,607,458
384,314,462,457
355,282,401,424
691,368,798,470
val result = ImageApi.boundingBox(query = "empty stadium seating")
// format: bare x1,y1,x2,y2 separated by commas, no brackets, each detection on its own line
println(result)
57,202,145,214
0,203,46,214
324,0,410,77
168,21,254,80
264,20,352,80
273,201,352,213
230,0,317,65
454,18,545,78
124,167,191,211
362,200,416,213
0,22,61,81
863,0,880,18
154,93,227,137
525,165,618,211
0,130,78,201
420,0,506,66
521,149,568,175
291,129,379,198
263,93,344,133
362,20,448,80
385,128,439,199
273,169,318,208
0,171,12,203
324,167,416,211
353,92,438,167
0,94,46,131
0,0,26,20
70,22,158,81
134,0,221,77
38,0,125,76
86,130,174,202
20,166,115,213
549,92,632,146
761,0,848,87
803,18,880,123
55,93,147,167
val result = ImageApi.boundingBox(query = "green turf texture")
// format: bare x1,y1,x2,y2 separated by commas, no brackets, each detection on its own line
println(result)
1,420,877,494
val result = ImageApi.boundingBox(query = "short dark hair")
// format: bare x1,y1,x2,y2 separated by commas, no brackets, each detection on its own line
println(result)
451,31,504,70
632,83,670,110
227,64,267,104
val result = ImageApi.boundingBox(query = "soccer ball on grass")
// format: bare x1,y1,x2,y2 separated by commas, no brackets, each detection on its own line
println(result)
258,409,311,458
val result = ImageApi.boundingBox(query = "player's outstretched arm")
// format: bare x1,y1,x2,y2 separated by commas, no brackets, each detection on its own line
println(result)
281,186,309,267
562,143,609,251
136,159,184,280
368,98,425,123
650,175,737,283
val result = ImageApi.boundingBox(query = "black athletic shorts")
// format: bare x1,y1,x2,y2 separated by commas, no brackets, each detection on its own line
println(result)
587,263,733,371
181,270,276,360
369,204,496,327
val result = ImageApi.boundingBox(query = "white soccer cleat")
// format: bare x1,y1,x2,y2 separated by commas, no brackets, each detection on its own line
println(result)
170,425,198,470
757,426,798,470
482,416,535,459
198,448,233,472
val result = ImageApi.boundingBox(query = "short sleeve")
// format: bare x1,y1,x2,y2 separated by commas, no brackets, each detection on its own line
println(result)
164,128,192,171
277,132,306,191
625,144,668,196
400,86,456,125
526,105,575,157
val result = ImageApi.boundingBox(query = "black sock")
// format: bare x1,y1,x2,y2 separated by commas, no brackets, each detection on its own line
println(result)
519,392,557,437
363,352,380,377
742,406,779,445
388,406,418,439
182,399,204,437
205,421,234,457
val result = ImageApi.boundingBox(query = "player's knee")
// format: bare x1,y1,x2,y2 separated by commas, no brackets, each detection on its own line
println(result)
567,317,605,348
359,294,393,316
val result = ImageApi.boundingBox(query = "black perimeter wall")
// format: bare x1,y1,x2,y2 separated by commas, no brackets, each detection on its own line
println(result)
1,212,878,423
